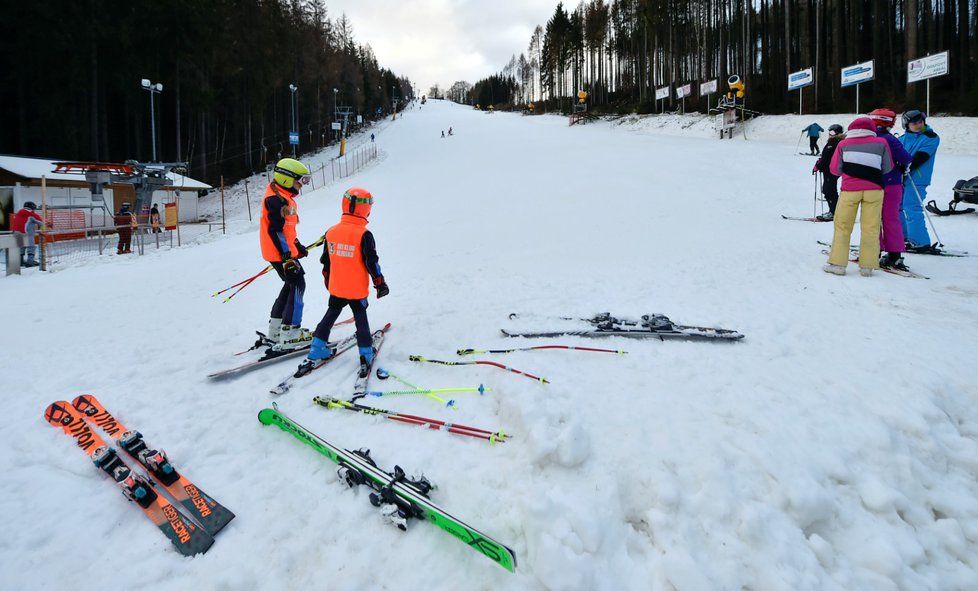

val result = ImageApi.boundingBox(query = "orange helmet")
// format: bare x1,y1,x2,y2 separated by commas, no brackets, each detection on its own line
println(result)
342,187,373,218
868,108,896,129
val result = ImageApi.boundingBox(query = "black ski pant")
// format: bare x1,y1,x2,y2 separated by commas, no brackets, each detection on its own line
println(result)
270,261,305,327
822,174,839,213
808,137,819,154
314,295,372,349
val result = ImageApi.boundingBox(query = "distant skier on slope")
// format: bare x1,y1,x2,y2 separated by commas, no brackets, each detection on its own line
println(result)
899,110,941,253
303,187,389,374
813,123,844,220
868,108,913,271
260,157,313,351
448,127,453,136
802,122,824,155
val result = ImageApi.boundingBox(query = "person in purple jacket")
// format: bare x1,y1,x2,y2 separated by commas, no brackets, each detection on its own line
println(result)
824,117,893,277
868,108,913,271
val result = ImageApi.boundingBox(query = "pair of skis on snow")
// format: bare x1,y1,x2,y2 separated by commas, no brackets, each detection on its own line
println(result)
258,404,517,572
45,395,234,556
268,322,392,396
502,312,745,341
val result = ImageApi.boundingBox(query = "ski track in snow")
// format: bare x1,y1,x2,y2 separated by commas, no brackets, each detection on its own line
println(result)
2,101,977,591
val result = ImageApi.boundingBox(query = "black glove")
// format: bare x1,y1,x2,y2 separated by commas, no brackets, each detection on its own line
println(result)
283,257,303,278
294,240,309,258
375,281,390,299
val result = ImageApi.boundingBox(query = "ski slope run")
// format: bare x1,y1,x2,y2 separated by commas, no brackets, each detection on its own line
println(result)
2,100,977,590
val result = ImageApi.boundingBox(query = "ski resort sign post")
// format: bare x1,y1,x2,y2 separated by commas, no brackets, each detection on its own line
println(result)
675,84,692,114
788,67,814,115
700,79,717,112
655,86,670,114
841,60,875,114
907,51,949,115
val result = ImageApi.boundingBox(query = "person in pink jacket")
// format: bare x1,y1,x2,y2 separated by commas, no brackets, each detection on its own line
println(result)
824,117,894,276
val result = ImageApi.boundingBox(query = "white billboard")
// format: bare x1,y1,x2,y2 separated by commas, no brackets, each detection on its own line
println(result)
908,51,949,83
699,79,718,95
788,68,814,90
331,122,341,130
675,84,692,99
841,60,875,87
655,86,670,101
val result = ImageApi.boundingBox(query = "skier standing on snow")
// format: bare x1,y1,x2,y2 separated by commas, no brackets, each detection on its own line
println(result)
868,109,913,270
899,110,940,253
12,201,43,267
260,157,313,351
813,123,844,220
114,202,135,254
302,187,388,373
824,117,893,277
802,122,824,155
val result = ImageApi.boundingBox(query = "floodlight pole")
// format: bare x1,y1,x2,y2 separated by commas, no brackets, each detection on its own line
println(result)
141,79,163,162
289,84,298,157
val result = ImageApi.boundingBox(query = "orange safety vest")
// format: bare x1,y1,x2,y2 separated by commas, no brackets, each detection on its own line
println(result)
259,183,299,262
325,215,370,299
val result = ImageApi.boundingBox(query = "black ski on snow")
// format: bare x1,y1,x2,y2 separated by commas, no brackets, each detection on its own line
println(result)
208,344,313,380
269,332,362,396
44,401,214,556
505,313,744,341
817,240,971,258
71,395,235,535
782,214,831,222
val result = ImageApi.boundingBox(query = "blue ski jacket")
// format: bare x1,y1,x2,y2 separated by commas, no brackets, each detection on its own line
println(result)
899,125,940,186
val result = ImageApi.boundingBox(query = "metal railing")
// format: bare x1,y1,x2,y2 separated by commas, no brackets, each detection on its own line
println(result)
35,224,175,270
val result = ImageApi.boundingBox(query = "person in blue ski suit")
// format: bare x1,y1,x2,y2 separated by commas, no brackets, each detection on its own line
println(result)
899,110,940,250
802,123,824,155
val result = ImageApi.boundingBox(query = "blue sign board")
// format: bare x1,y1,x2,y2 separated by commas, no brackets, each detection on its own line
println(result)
289,132,299,145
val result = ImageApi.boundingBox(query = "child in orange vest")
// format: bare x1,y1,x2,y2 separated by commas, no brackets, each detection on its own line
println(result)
304,187,388,370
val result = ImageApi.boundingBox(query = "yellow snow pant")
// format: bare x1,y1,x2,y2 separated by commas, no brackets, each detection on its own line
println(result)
827,189,883,269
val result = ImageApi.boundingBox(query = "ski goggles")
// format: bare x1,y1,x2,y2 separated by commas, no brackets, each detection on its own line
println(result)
297,174,311,186
274,166,311,186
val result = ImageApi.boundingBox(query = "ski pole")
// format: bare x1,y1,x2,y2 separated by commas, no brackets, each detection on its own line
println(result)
906,175,944,246
456,345,626,356
368,385,487,398
795,131,804,154
409,355,549,384
213,266,270,298
313,397,509,443
375,368,461,407
214,234,328,302
367,389,459,408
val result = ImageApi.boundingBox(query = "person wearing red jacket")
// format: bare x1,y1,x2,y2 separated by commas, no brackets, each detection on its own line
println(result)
300,187,389,374
12,201,44,267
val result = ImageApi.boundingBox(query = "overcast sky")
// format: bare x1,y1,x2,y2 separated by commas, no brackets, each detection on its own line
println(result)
324,1,557,93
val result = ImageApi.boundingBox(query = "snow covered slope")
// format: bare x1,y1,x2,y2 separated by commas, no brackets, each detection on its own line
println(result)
2,99,977,590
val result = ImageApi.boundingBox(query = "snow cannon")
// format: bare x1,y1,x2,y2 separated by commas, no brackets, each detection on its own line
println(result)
727,75,745,100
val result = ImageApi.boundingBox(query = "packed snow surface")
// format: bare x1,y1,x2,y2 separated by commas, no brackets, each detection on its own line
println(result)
3,100,978,591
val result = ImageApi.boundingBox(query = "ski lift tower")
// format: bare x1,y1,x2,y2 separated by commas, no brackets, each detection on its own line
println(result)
52,160,190,213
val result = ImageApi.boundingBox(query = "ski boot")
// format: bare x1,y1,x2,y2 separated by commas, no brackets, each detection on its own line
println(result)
816,211,834,221
295,338,334,375
906,242,942,255
357,346,376,378
272,325,313,351
859,267,873,277
266,318,283,344
879,252,911,271
823,264,846,276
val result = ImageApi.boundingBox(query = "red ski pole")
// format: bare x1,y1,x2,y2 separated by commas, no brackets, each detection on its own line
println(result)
409,355,549,384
